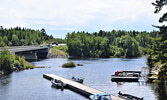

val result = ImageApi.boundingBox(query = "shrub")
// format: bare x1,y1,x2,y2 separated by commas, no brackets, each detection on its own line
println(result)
0,48,14,73
0,48,34,73
62,61,76,68
18,56,26,67
14,60,20,68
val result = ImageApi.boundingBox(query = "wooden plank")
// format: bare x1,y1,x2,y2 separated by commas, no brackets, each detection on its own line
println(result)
43,74,123,100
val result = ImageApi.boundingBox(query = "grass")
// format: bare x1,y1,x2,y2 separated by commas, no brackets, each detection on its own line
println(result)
24,63,34,69
51,45,68,56
16,56,34,69
62,61,76,68
52,45,68,52
51,49,68,56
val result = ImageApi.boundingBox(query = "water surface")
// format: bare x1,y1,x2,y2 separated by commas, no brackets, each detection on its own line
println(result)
0,56,159,100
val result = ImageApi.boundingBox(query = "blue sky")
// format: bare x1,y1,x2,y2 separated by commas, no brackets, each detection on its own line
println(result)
0,0,163,38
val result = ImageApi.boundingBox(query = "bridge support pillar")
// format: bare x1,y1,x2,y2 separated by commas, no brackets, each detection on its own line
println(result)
12,47,50,61
15,51,38,61
37,48,49,59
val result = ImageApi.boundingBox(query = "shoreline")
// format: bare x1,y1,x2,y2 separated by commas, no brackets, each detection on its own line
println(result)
0,66,51,77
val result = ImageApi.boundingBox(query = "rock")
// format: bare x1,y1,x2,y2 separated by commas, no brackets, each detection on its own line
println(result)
77,64,83,66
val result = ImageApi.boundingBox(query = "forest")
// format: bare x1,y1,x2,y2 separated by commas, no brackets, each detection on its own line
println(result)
0,26,54,46
66,30,158,58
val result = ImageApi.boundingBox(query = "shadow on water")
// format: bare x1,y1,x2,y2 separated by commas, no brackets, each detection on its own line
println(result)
116,82,125,86
0,74,11,86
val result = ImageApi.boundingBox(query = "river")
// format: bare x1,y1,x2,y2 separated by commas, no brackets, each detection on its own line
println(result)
0,56,160,100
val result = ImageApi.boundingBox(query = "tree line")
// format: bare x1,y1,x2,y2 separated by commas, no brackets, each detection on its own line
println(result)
0,26,54,46
66,30,158,58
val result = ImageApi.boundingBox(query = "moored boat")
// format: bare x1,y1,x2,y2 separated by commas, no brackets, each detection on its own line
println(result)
51,79,66,89
72,76,84,83
111,71,142,82
89,93,112,100
114,71,141,77
118,91,143,100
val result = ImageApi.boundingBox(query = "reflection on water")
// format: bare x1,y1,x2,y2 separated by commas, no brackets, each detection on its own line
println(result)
0,56,163,100
0,75,11,86
116,82,125,86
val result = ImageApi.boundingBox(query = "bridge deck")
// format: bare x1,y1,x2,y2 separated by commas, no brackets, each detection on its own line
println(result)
0,46,49,53
43,74,123,100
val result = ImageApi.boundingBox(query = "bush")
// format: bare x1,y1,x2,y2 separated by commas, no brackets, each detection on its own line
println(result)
0,48,34,73
18,56,26,67
62,61,76,68
0,48,14,73
14,60,20,68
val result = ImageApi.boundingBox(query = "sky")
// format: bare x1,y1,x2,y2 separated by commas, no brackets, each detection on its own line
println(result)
0,0,164,38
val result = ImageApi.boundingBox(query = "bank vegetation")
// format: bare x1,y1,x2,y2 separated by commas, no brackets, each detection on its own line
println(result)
62,61,76,68
0,48,34,75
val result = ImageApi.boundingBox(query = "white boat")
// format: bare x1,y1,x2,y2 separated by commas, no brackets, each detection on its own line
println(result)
89,93,112,100
51,79,66,89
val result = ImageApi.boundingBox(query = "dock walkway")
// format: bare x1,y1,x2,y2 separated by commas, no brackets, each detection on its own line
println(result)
43,74,123,100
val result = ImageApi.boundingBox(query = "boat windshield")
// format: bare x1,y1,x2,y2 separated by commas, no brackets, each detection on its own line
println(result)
100,95,111,100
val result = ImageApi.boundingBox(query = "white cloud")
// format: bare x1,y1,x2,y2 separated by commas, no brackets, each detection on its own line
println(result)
0,0,161,37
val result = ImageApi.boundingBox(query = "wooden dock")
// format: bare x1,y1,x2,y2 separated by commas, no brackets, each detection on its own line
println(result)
43,74,123,100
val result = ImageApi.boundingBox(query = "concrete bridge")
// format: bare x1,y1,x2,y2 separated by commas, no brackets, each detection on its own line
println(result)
0,46,50,61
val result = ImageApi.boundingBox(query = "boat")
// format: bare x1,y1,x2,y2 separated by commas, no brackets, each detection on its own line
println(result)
72,77,84,84
51,79,66,89
111,71,141,82
118,91,143,100
114,71,141,77
89,93,112,100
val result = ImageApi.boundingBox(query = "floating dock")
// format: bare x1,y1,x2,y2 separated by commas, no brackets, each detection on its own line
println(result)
43,74,123,100
111,76,157,82
111,76,139,82
111,71,141,82
111,70,158,82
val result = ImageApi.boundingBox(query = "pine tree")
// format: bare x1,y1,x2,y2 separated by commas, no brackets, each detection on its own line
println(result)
151,0,167,81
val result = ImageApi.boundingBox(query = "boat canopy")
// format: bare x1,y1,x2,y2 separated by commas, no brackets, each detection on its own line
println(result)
115,71,123,76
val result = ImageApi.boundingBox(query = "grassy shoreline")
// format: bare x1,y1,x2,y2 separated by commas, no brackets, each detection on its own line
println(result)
49,45,68,57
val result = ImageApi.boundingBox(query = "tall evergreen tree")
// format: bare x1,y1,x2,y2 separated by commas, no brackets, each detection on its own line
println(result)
149,0,167,81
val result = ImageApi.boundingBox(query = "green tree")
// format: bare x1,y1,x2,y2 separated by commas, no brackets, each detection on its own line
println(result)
120,35,141,57
3,36,8,45
0,48,14,73
11,34,19,46
0,36,5,47
152,0,167,23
